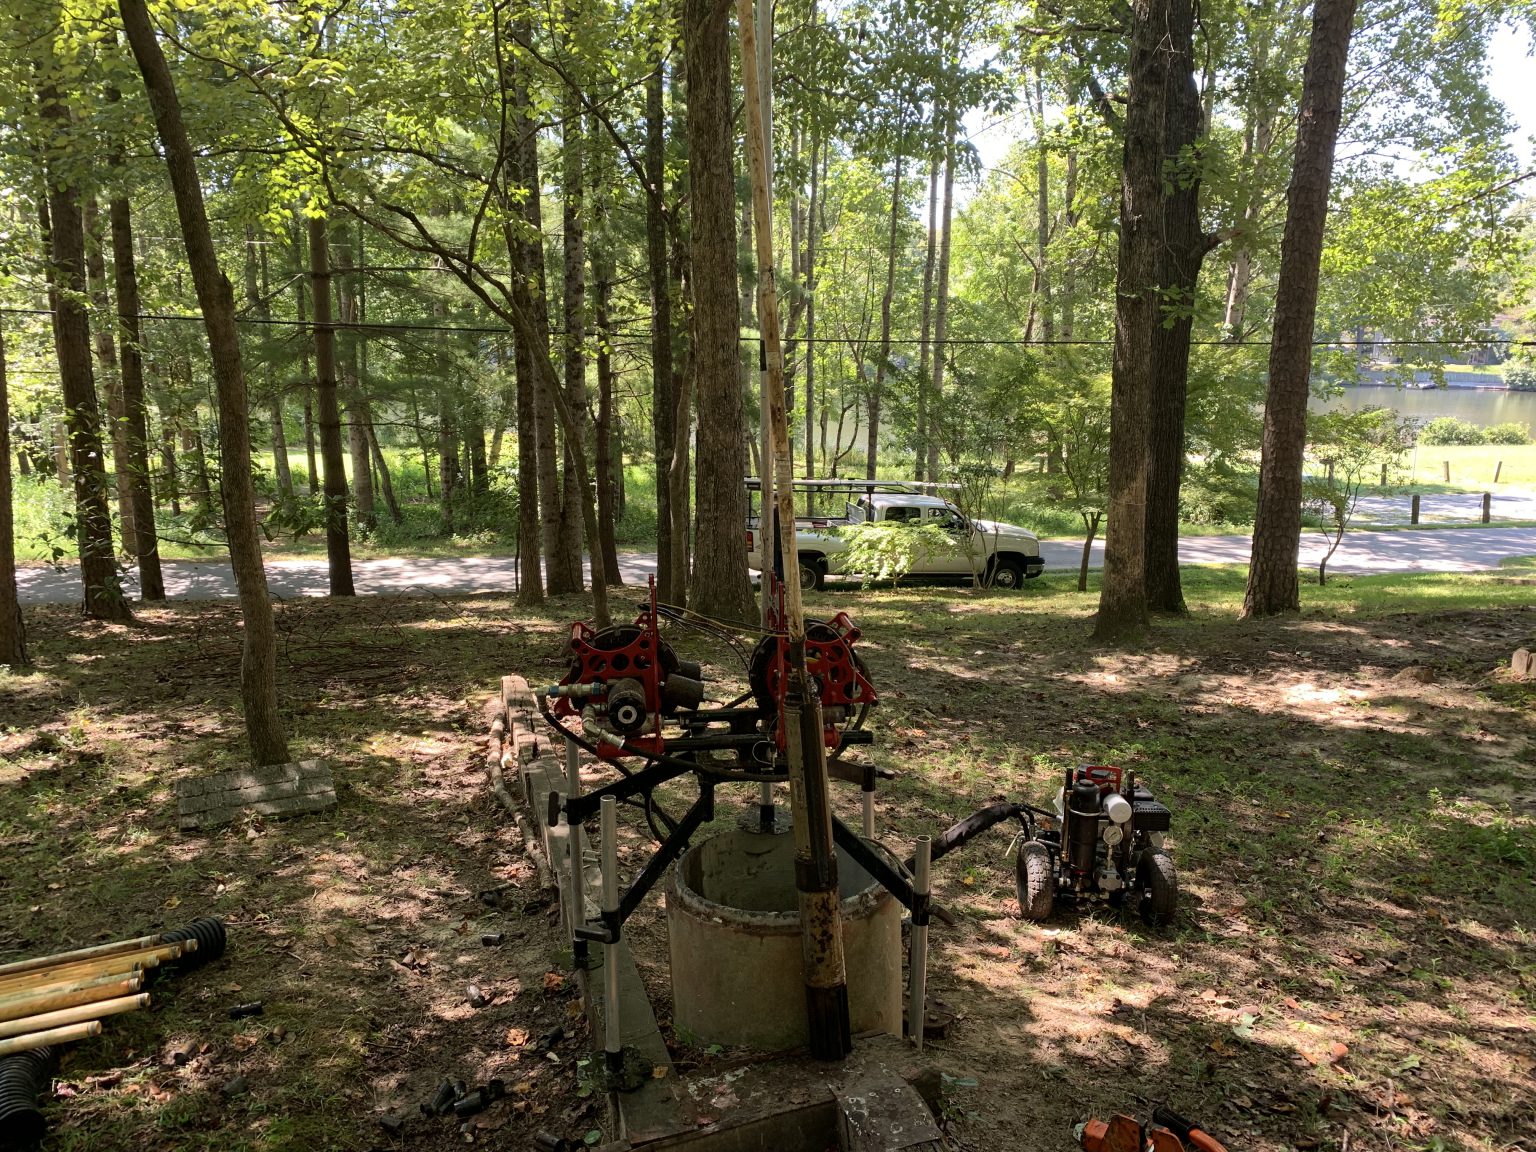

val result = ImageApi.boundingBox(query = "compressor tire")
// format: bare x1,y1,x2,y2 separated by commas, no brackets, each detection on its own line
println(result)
1138,851,1178,928
1016,841,1055,922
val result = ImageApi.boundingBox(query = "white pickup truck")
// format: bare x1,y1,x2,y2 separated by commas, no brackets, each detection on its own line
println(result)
745,481,1045,591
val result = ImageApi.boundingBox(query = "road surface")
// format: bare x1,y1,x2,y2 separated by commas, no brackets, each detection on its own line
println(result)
15,526,1536,606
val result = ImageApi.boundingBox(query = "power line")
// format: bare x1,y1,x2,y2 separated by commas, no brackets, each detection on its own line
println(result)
2,306,1528,349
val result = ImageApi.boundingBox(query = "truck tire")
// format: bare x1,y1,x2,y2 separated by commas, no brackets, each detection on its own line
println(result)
987,557,1025,590
798,556,826,592
1137,851,1178,928
1015,841,1055,922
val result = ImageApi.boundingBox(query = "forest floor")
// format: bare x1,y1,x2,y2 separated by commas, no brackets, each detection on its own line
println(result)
1,566,1533,1152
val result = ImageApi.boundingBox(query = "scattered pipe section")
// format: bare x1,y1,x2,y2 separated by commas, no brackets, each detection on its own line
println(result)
908,836,932,1052
0,1045,56,1151
600,796,622,1077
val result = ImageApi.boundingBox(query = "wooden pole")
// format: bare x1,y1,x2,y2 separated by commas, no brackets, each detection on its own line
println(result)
0,993,148,1041
0,933,164,978
736,0,850,1061
0,1019,101,1058
0,943,184,995
0,975,142,1024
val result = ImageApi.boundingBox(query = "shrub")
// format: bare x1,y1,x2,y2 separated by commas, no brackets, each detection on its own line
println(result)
1483,422,1532,445
1501,361,1536,391
1420,416,1487,446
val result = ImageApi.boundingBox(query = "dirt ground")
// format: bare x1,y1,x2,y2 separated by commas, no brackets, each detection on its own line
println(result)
1,573,1532,1152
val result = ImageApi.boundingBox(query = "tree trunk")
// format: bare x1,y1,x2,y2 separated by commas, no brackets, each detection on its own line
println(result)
868,134,904,481
0,315,27,665
38,88,130,622
334,240,375,530
556,72,588,592
1143,0,1208,616
928,109,957,482
119,0,291,762
157,400,180,514
110,196,164,600
189,414,213,516
364,413,402,524
511,299,544,606
1093,0,1169,642
306,216,355,595
685,0,752,621
294,269,320,497
805,131,821,478
1078,511,1101,593
645,55,676,601
916,152,939,482
248,229,294,499
1033,70,1055,347
84,199,135,555
438,379,459,534
591,120,623,584
1244,0,1357,617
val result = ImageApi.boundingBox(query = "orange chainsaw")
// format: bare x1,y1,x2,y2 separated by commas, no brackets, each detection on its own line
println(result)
1077,1106,1228,1152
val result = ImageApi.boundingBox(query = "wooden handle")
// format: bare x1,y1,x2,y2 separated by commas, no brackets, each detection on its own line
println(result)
0,933,166,978
0,993,149,1041
0,1019,102,1058
0,974,142,1023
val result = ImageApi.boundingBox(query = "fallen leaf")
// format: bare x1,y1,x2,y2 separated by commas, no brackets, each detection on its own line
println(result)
163,895,182,909
652,1065,669,1079
543,971,566,994
1329,1042,1350,1062
506,1027,530,1048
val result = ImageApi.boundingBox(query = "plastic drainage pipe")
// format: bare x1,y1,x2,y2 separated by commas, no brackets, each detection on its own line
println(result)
0,1045,57,1149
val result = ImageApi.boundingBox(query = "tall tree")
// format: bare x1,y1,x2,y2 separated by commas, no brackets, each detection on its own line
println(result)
1243,0,1358,617
867,115,905,481
37,61,131,623
109,194,164,599
248,229,294,500
307,216,356,595
686,0,754,621
1143,0,1209,615
644,54,677,600
83,199,134,554
0,314,27,665
118,0,290,763
1094,0,1170,641
558,45,589,593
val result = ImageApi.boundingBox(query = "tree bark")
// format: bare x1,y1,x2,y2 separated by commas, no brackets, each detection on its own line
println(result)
334,236,375,529
1093,0,1169,642
805,131,821,478
591,118,623,584
1244,0,1358,617
1143,0,1208,616
0,315,27,665
645,55,676,601
363,413,402,524
928,110,957,482
557,71,588,592
248,228,294,499
868,134,904,480
916,152,939,481
685,0,753,621
293,265,320,497
306,216,355,594
84,199,135,555
119,0,290,762
38,90,130,622
109,196,164,599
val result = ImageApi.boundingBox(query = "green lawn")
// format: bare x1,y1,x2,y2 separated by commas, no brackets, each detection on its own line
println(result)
1400,442,1536,488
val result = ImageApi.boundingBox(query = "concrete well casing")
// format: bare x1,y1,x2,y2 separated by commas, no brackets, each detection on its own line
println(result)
665,829,903,1051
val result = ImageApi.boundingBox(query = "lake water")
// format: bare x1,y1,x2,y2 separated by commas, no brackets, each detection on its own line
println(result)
1312,383,1536,429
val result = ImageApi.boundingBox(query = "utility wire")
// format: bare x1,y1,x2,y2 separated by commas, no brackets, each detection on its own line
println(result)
1,306,1527,349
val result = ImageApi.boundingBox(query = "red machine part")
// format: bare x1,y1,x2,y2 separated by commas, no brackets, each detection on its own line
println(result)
753,613,877,750
553,584,670,760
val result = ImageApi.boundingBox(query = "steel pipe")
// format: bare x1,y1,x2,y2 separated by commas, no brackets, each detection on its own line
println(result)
600,796,622,1073
908,836,931,1052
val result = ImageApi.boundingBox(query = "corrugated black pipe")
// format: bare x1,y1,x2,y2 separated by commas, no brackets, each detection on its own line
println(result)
0,1046,57,1151
158,917,227,970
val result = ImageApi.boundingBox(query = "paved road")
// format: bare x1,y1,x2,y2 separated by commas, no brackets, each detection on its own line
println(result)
1354,490,1536,525
16,526,1536,605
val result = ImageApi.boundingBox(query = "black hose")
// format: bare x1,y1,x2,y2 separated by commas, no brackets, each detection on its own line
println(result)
0,1046,57,1151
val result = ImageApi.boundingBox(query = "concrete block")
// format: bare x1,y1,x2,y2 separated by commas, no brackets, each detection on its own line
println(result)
176,760,336,830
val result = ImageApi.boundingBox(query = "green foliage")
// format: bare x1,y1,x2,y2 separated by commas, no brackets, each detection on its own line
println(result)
1503,361,1536,391
834,520,958,587
1421,417,1532,446
1421,416,1491,445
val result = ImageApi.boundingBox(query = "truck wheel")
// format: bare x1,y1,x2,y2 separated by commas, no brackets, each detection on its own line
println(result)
988,558,1025,590
1015,841,1055,922
798,557,826,592
1137,851,1178,928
